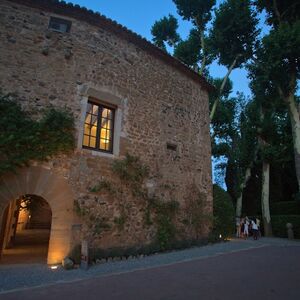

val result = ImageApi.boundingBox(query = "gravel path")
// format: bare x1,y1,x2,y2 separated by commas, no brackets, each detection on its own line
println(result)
0,237,299,293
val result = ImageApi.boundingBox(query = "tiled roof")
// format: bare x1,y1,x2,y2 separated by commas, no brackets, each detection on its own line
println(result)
8,0,214,92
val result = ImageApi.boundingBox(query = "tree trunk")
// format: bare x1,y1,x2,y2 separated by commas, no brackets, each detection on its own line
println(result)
235,142,259,218
210,54,240,120
199,32,206,76
261,161,272,236
286,93,300,192
236,167,252,217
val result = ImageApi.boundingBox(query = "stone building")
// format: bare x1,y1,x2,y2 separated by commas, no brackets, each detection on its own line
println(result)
0,0,213,265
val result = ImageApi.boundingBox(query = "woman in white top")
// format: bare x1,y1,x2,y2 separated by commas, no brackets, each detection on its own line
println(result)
243,217,250,238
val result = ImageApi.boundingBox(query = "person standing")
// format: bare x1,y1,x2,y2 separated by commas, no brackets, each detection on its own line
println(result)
240,218,245,238
252,219,259,240
243,217,250,239
256,217,261,237
236,216,241,238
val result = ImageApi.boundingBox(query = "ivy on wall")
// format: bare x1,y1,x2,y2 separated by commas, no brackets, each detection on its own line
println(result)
0,92,75,176
77,153,181,248
182,188,212,240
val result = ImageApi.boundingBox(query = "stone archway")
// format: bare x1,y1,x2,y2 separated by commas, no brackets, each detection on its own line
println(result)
0,165,74,264
0,195,52,264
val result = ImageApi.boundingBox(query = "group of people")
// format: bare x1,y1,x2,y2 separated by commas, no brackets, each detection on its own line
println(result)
236,216,260,240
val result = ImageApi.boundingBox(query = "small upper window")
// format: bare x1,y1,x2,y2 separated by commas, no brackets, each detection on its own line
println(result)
48,17,72,33
83,101,115,153
167,143,177,151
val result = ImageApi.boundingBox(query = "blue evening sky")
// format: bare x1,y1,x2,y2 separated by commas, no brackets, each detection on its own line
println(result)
67,0,262,97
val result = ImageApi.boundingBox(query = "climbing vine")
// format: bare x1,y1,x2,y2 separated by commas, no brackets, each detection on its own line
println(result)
182,187,212,240
82,153,180,248
152,199,179,249
74,199,111,236
0,92,75,176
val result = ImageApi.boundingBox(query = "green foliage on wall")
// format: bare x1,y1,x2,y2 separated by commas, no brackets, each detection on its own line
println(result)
87,153,181,247
89,179,116,194
112,153,150,185
0,93,75,175
113,215,126,230
213,184,235,238
74,199,111,236
113,154,181,249
152,199,179,249
182,190,212,239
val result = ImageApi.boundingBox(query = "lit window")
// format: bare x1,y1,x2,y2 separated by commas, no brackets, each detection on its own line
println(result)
48,17,72,33
83,101,115,153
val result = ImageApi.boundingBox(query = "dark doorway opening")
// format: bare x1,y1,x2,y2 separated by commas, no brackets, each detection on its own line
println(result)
0,195,52,264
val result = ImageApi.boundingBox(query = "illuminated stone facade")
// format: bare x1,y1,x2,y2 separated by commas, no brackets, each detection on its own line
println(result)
0,0,212,264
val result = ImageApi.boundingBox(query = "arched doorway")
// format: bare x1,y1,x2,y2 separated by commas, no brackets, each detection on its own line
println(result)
0,165,75,264
0,195,52,264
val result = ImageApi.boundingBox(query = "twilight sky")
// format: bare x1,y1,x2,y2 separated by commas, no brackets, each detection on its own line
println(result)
67,0,252,97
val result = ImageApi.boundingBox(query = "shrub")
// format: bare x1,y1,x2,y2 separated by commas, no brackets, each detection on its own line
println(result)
68,244,81,264
89,248,109,262
293,192,300,202
213,184,235,238
270,201,300,215
88,238,212,263
271,215,300,239
156,214,176,250
154,199,179,250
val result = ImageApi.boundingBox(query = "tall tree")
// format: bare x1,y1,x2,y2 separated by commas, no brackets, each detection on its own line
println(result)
173,0,216,74
257,102,294,236
208,0,259,120
210,81,257,217
151,0,258,120
173,28,202,69
151,1,215,73
249,50,296,235
234,100,259,218
252,0,300,191
151,14,180,51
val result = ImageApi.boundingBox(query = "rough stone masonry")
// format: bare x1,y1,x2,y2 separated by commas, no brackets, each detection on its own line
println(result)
0,0,213,264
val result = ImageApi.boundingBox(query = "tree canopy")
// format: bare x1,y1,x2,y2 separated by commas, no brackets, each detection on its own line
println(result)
151,14,180,51
150,0,300,231
208,0,259,68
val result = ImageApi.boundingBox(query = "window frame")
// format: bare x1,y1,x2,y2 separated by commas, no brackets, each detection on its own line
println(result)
48,17,72,33
82,99,116,154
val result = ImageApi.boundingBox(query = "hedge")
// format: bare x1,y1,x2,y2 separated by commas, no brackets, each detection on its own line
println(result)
213,184,235,238
87,239,210,263
271,215,300,239
270,201,300,215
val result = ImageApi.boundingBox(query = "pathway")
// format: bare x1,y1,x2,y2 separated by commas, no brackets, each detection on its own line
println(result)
0,237,299,299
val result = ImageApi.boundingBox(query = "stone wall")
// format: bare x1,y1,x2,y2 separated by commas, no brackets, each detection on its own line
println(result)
0,0,212,252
